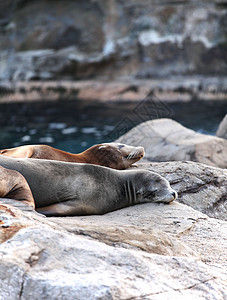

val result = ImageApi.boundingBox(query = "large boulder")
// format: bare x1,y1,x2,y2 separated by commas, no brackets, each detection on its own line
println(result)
136,161,227,221
216,114,227,140
0,199,226,299
116,118,227,168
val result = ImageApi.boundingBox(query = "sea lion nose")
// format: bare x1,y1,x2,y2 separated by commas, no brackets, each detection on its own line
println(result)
172,191,177,200
138,147,145,157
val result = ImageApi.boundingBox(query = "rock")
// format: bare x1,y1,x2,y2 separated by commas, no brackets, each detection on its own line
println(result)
0,203,196,258
0,200,226,299
0,50,68,81
217,114,227,139
0,160,226,298
51,201,227,272
1,77,227,103
0,0,226,80
116,118,227,168
135,161,227,221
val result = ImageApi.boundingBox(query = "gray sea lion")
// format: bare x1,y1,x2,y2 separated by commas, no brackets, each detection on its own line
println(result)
0,156,177,216
0,166,35,208
0,143,145,170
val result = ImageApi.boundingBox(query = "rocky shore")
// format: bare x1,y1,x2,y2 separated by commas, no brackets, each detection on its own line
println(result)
0,120,227,299
0,160,226,299
0,77,227,104
0,0,226,297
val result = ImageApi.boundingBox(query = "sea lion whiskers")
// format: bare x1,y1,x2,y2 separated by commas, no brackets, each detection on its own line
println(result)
127,149,138,160
126,148,144,160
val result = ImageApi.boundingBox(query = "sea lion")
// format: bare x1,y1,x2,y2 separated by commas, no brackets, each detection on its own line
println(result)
0,165,35,208
0,143,145,170
0,156,177,216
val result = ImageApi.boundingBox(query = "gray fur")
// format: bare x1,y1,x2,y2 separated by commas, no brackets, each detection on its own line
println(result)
0,156,177,216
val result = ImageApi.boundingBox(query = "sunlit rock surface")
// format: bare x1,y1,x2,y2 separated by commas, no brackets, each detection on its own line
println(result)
116,118,227,169
0,160,227,298
0,199,226,299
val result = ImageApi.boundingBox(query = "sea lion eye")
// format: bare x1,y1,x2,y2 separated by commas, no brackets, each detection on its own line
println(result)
118,145,125,149
144,190,157,198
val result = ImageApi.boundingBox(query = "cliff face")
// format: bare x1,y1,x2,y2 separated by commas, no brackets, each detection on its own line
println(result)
0,0,226,80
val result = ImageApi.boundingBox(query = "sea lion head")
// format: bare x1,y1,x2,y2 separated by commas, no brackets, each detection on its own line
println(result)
134,170,177,204
91,142,145,169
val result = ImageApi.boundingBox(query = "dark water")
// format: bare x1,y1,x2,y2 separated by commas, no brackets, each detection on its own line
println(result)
0,99,226,153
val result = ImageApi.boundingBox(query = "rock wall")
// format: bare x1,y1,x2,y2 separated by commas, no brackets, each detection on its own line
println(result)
0,0,226,80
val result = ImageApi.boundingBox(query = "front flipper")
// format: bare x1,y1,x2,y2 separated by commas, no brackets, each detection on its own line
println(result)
0,198,34,212
36,202,98,216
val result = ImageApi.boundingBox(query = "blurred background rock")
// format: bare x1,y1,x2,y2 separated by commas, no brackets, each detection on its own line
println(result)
0,0,226,81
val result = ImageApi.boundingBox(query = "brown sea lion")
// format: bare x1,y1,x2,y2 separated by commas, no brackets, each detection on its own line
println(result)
0,156,177,217
0,143,145,170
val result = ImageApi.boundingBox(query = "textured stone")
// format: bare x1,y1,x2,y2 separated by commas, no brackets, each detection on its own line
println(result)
0,201,226,300
1,77,227,103
116,118,227,168
51,201,227,272
0,202,195,257
0,0,226,80
135,161,227,221
0,157,227,299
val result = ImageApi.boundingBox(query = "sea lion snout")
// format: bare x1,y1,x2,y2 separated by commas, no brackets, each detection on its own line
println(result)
133,146,145,158
125,146,145,159
135,171,178,204
121,145,145,165
171,190,178,200
160,187,178,203
99,143,145,169
106,143,145,159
